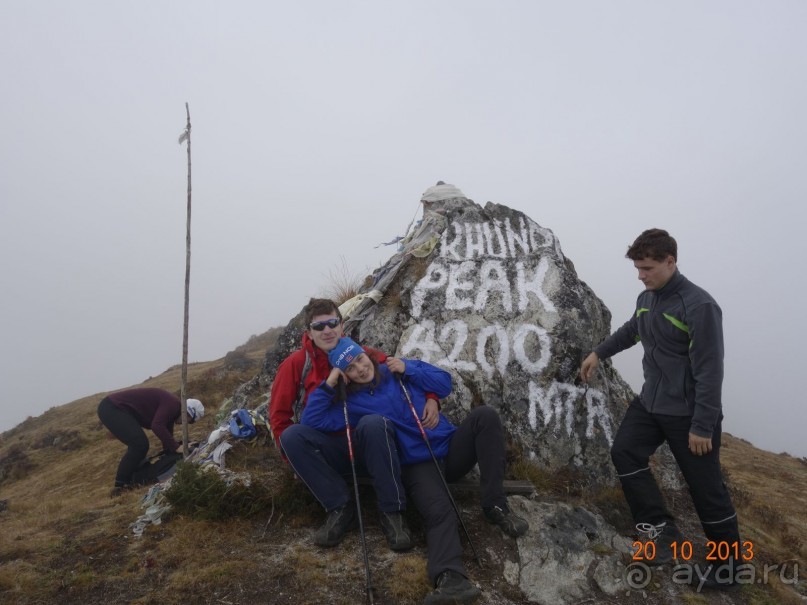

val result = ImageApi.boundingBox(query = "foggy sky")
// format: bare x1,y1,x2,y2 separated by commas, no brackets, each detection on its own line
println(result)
1,1,805,456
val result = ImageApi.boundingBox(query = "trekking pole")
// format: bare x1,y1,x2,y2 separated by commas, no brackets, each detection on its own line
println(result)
338,378,375,604
396,376,483,568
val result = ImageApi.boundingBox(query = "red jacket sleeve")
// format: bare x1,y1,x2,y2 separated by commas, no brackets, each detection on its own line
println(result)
269,351,305,448
367,347,387,364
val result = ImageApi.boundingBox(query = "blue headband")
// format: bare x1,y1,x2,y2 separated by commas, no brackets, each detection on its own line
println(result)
328,337,365,371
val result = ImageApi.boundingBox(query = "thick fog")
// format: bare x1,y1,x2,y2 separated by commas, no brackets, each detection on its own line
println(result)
1,1,804,456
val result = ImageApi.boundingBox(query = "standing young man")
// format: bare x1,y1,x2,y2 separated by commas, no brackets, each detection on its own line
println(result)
270,298,413,550
580,229,741,589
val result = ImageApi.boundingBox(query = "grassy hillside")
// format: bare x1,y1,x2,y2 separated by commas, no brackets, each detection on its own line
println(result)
0,328,804,605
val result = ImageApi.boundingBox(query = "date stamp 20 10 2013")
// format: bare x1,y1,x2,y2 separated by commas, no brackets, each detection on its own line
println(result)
632,540,755,562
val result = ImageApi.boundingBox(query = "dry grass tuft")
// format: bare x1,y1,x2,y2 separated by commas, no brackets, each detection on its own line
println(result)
750,502,787,533
767,570,806,605
379,279,403,310
740,577,805,605
166,558,259,593
268,469,321,523
322,256,366,304
509,458,588,499
30,428,85,452
588,485,634,533
780,531,803,557
382,554,430,602
726,480,752,508
0,444,34,484
677,592,709,604
509,458,559,492
285,545,333,587
719,433,807,577
0,560,41,596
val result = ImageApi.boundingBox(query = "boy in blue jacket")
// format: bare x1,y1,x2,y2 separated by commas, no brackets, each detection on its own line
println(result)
302,337,528,605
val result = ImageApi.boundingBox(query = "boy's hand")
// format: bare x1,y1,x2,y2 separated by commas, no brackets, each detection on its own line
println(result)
688,433,713,456
580,352,599,383
422,398,439,429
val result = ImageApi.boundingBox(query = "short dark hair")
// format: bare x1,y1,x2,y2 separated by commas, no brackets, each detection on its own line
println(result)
304,297,342,327
626,228,677,262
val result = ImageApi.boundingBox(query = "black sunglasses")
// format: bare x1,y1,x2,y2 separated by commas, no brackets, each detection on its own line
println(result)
310,318,341,331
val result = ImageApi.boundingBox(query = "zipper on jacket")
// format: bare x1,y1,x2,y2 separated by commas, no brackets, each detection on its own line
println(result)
647,292,661,413
678,293,691,413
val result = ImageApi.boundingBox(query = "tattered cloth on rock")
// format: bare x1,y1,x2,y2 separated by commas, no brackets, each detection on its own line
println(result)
342,182,462,332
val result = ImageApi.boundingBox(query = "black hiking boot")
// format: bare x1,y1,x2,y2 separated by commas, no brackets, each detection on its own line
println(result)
634,521,684,566
313,504,356,547
483,505,529,538
423,570,481,605
379,511,414,551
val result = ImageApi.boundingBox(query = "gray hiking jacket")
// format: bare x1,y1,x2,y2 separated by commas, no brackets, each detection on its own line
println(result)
594,271,724,438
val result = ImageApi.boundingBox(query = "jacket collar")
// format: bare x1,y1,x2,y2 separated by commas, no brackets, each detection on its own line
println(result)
654,269,685,298
302,331,330,363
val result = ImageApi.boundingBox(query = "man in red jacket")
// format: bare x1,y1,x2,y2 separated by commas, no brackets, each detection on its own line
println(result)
271,298,425,550
269,298,389,449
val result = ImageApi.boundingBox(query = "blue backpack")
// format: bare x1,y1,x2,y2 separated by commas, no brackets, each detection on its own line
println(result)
229,408,257,439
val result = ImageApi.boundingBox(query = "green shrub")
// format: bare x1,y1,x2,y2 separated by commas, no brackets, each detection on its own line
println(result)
164,462,272,520
0,444,35,484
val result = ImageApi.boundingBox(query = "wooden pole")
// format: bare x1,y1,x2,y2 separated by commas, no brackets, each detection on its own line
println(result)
179,102,192,456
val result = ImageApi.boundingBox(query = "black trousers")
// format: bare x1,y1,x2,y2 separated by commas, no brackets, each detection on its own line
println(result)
97,398,149,487
610,399,739,543
402,406,507,584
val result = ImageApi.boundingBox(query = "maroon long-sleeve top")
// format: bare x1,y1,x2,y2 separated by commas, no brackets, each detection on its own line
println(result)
107,387,182,452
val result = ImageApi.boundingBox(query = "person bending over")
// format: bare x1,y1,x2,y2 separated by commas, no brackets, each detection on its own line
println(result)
97,387,203,496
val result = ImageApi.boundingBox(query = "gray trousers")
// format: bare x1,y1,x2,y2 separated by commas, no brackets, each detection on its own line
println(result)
403,406,507,584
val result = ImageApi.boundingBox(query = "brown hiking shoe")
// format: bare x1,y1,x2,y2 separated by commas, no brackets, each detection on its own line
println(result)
423,570,481,604
635,521,684,566
379,511,414,551
313,504,356,547
483,505,529,538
